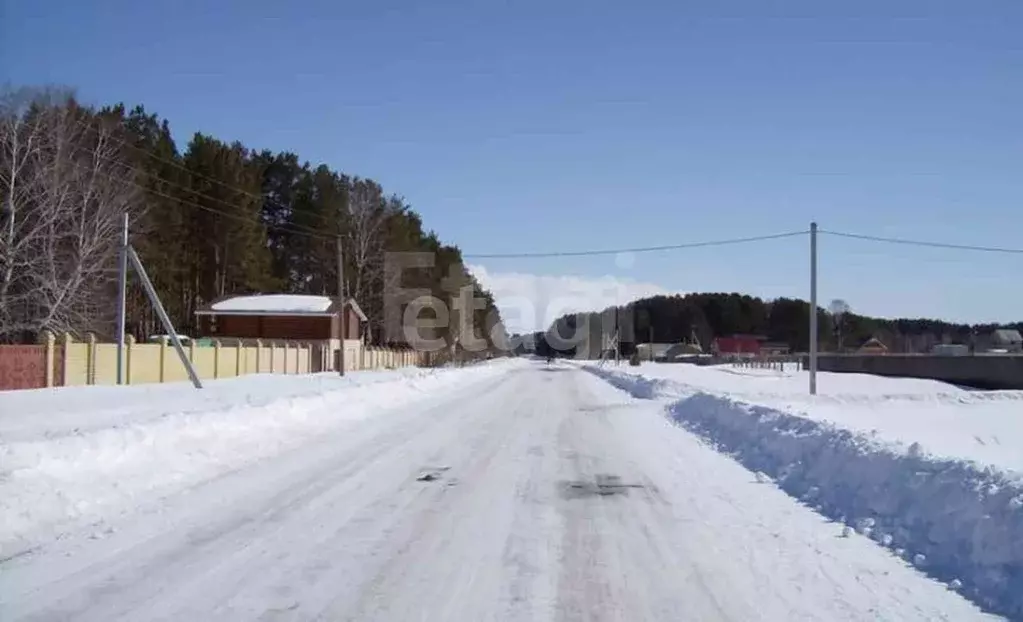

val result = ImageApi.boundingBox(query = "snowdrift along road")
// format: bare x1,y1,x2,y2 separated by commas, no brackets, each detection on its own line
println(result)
0,362,999,621
584,362,1023,620
0,363,512,556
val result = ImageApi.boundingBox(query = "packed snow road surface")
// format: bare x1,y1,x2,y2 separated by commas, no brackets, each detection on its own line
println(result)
0,362,996,621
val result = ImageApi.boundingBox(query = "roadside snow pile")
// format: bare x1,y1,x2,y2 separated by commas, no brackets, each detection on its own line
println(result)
0,360,515,558
597,362,1023,473
586,363,1023,619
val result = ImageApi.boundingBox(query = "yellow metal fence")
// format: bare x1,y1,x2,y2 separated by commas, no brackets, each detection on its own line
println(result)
32,332,425,388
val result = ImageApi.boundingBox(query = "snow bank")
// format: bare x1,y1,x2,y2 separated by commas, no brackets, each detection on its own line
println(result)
585,364,1023,619
0,361,517,558
597,362,1023,473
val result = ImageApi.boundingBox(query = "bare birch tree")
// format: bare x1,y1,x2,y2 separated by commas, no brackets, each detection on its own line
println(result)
0,88,140,341
344,179,398,338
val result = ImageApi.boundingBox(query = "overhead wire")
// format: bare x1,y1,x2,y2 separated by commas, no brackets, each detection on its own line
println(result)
819,230,1023,255
72,119,330,239
462,231,809,258
83,148,323,236
73,115,272,204
66,156,338,242
68,118,1023,258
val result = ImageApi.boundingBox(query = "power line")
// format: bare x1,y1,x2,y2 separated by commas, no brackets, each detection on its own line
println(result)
820,230,1023,255
67,157,338,242
73,130,812,259
73,117,343,240
71,117,1023,259
76,144,329,239
462,231,809,259
58,147,1023,260
74,115,271,204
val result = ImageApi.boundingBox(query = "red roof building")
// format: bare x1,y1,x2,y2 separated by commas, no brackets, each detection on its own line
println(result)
712,335,763,356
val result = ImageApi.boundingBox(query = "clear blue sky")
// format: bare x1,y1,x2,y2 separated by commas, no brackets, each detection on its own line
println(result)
3,0,1021,326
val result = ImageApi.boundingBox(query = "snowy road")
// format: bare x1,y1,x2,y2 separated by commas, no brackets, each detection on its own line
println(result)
0,363,996,621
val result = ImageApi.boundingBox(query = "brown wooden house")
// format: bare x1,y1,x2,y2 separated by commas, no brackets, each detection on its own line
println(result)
857,336,889,355
195,294,366,342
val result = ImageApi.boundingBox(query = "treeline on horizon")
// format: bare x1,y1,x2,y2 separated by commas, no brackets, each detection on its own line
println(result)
524,293,1023,355
1,86,505,354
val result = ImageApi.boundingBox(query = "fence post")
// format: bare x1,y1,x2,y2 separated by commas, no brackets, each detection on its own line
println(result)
86,333,97,385
125,334,135,384
159,336,168,382
255,339,263,373
235,339,243,377
61,332,73,386
40,330,55,388
213,339,222,379
270,341,277,373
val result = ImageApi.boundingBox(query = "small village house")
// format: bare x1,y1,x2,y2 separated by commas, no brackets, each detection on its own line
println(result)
711,335,764,357
195,294,367,371
636,342,704,362
857,337,889,355
984,329,1022,353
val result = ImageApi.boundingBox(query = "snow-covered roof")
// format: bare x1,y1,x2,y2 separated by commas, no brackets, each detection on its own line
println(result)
637,343,674,356
198,294,367,321
212,294,333,314
346,299,368,322
992,329,1022,343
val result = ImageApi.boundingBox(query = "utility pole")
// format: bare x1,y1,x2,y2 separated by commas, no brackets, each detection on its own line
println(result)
809,221,818,395
336,235,346,376
115,213,128,385
609,306,617,364
127,247,202,389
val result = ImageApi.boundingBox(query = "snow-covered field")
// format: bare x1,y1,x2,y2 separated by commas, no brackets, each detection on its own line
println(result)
583,361,1023,619
594,362,1023,472
0,361,997,621
0,362,517,558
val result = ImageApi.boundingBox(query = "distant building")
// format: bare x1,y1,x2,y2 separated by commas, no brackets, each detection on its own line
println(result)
195,294,367,370
986,329,1023,353
857,337,889,354
931,343,969,356
665,342,704,358
637,342,704,362
712,335,764,357
760,341,790,356
636,343,673,361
